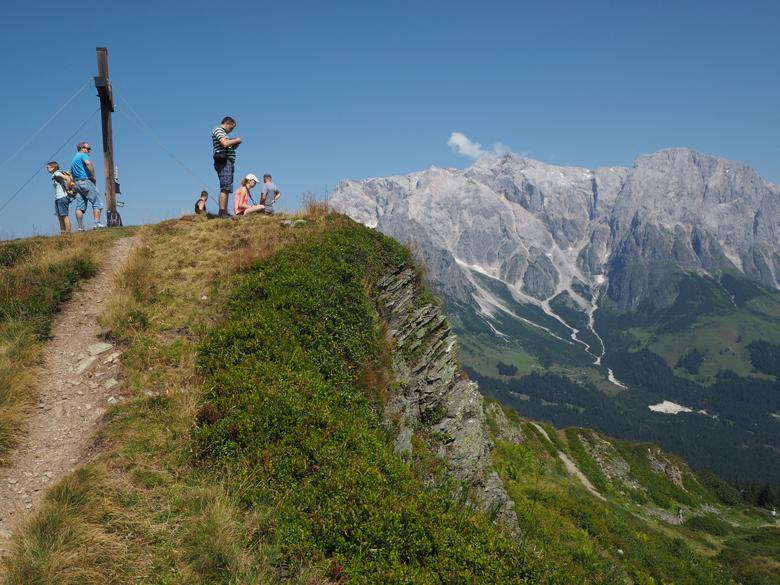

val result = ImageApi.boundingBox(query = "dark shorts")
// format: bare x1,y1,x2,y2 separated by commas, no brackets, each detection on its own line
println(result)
54,197,70,217
214,158,235,193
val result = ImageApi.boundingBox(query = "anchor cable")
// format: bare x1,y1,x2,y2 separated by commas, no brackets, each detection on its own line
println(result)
0,78,92,173
0,107,100,215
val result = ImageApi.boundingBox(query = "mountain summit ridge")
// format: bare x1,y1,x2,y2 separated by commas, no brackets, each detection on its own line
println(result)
331,147,780,316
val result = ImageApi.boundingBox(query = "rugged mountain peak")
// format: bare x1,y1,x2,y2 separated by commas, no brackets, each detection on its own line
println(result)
330,148,780,328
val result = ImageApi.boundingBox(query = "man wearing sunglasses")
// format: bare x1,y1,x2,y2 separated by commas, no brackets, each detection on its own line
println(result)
70,142,105,230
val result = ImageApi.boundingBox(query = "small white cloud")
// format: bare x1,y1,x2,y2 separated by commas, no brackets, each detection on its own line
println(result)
447,132,485,159
447,132,510,159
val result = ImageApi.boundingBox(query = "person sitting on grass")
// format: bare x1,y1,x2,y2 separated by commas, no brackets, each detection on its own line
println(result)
233,174,265,216
194,190,209,215
260,173,281,214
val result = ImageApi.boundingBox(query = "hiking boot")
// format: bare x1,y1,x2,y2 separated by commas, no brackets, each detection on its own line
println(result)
77,226,85,232
216,210,231,219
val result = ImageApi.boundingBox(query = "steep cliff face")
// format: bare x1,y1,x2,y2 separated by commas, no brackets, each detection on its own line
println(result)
373,265,519,532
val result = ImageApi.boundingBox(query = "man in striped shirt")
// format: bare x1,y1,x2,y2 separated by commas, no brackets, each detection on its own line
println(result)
212,116,242,217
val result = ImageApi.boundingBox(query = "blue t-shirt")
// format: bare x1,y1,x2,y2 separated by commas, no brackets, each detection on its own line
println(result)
71,152,91,180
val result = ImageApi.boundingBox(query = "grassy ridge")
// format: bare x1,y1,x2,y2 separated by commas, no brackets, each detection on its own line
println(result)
193,226,547,582
0,231,130,460
4,213,341,583
1,212,555,583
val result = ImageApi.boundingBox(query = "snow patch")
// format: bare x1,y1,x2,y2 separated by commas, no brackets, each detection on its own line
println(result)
607,368,627,388
648,401,693,415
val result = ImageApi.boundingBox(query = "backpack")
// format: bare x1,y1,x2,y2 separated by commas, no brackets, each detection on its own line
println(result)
106,209,122,227
59,171,77,197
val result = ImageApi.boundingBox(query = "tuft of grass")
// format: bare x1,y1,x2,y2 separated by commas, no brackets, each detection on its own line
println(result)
686,514,736,537
297,192,332,221
2,465,131,585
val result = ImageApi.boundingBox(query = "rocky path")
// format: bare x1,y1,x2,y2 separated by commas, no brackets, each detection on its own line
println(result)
0,235,137,557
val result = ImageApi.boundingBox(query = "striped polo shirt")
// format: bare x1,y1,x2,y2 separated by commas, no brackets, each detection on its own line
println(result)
212,125,236,161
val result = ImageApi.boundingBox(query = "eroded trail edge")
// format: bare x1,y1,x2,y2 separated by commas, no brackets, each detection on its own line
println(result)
0,235,138,556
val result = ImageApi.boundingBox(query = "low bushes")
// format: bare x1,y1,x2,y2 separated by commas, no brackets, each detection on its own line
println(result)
194,226,551,582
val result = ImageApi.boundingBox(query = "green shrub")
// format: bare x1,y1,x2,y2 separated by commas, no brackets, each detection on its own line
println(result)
685,514,735,536
0,240,34,268
697,471,742,506
718,528,780,585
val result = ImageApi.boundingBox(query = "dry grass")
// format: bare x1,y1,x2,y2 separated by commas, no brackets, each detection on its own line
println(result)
0,321,38,458
296,192,333,221
2,465,131,585
2,211,340,583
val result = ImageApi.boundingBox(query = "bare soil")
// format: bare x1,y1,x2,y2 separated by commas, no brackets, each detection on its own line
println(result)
0,235,137,556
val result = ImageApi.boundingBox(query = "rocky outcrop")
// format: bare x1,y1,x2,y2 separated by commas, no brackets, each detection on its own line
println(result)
484,402,524,445
647,448,685,489
373,266,519,533
577,432,643,494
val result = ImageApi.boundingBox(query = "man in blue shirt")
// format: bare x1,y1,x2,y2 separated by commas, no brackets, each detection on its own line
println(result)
70,142,104,230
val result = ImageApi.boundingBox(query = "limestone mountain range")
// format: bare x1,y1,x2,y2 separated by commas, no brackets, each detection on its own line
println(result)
330,148,780,362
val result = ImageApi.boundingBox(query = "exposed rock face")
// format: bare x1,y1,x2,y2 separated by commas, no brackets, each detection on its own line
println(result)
577,432,643,494
484,402,524,445
647,448,685,489
331,148,780,322
373,266,519,533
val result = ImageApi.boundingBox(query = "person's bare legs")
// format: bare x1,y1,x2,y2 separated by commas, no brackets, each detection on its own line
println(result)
58,215,71,234
242,205,266,215
75,209,84,230
93,207,101,225
219,190,229,214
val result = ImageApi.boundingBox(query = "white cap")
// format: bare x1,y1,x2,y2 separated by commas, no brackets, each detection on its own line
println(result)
245,173,260,183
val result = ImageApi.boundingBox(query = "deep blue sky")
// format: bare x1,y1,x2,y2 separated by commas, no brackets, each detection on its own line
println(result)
1,0,778,237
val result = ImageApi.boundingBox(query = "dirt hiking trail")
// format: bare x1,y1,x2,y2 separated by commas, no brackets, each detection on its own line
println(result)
0,235,138,557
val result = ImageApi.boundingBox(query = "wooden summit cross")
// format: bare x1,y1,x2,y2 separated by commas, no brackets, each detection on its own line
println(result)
94,47,121,226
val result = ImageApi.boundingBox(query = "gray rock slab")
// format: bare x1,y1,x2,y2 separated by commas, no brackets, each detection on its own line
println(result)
74,356,97,375
87,342,113,356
